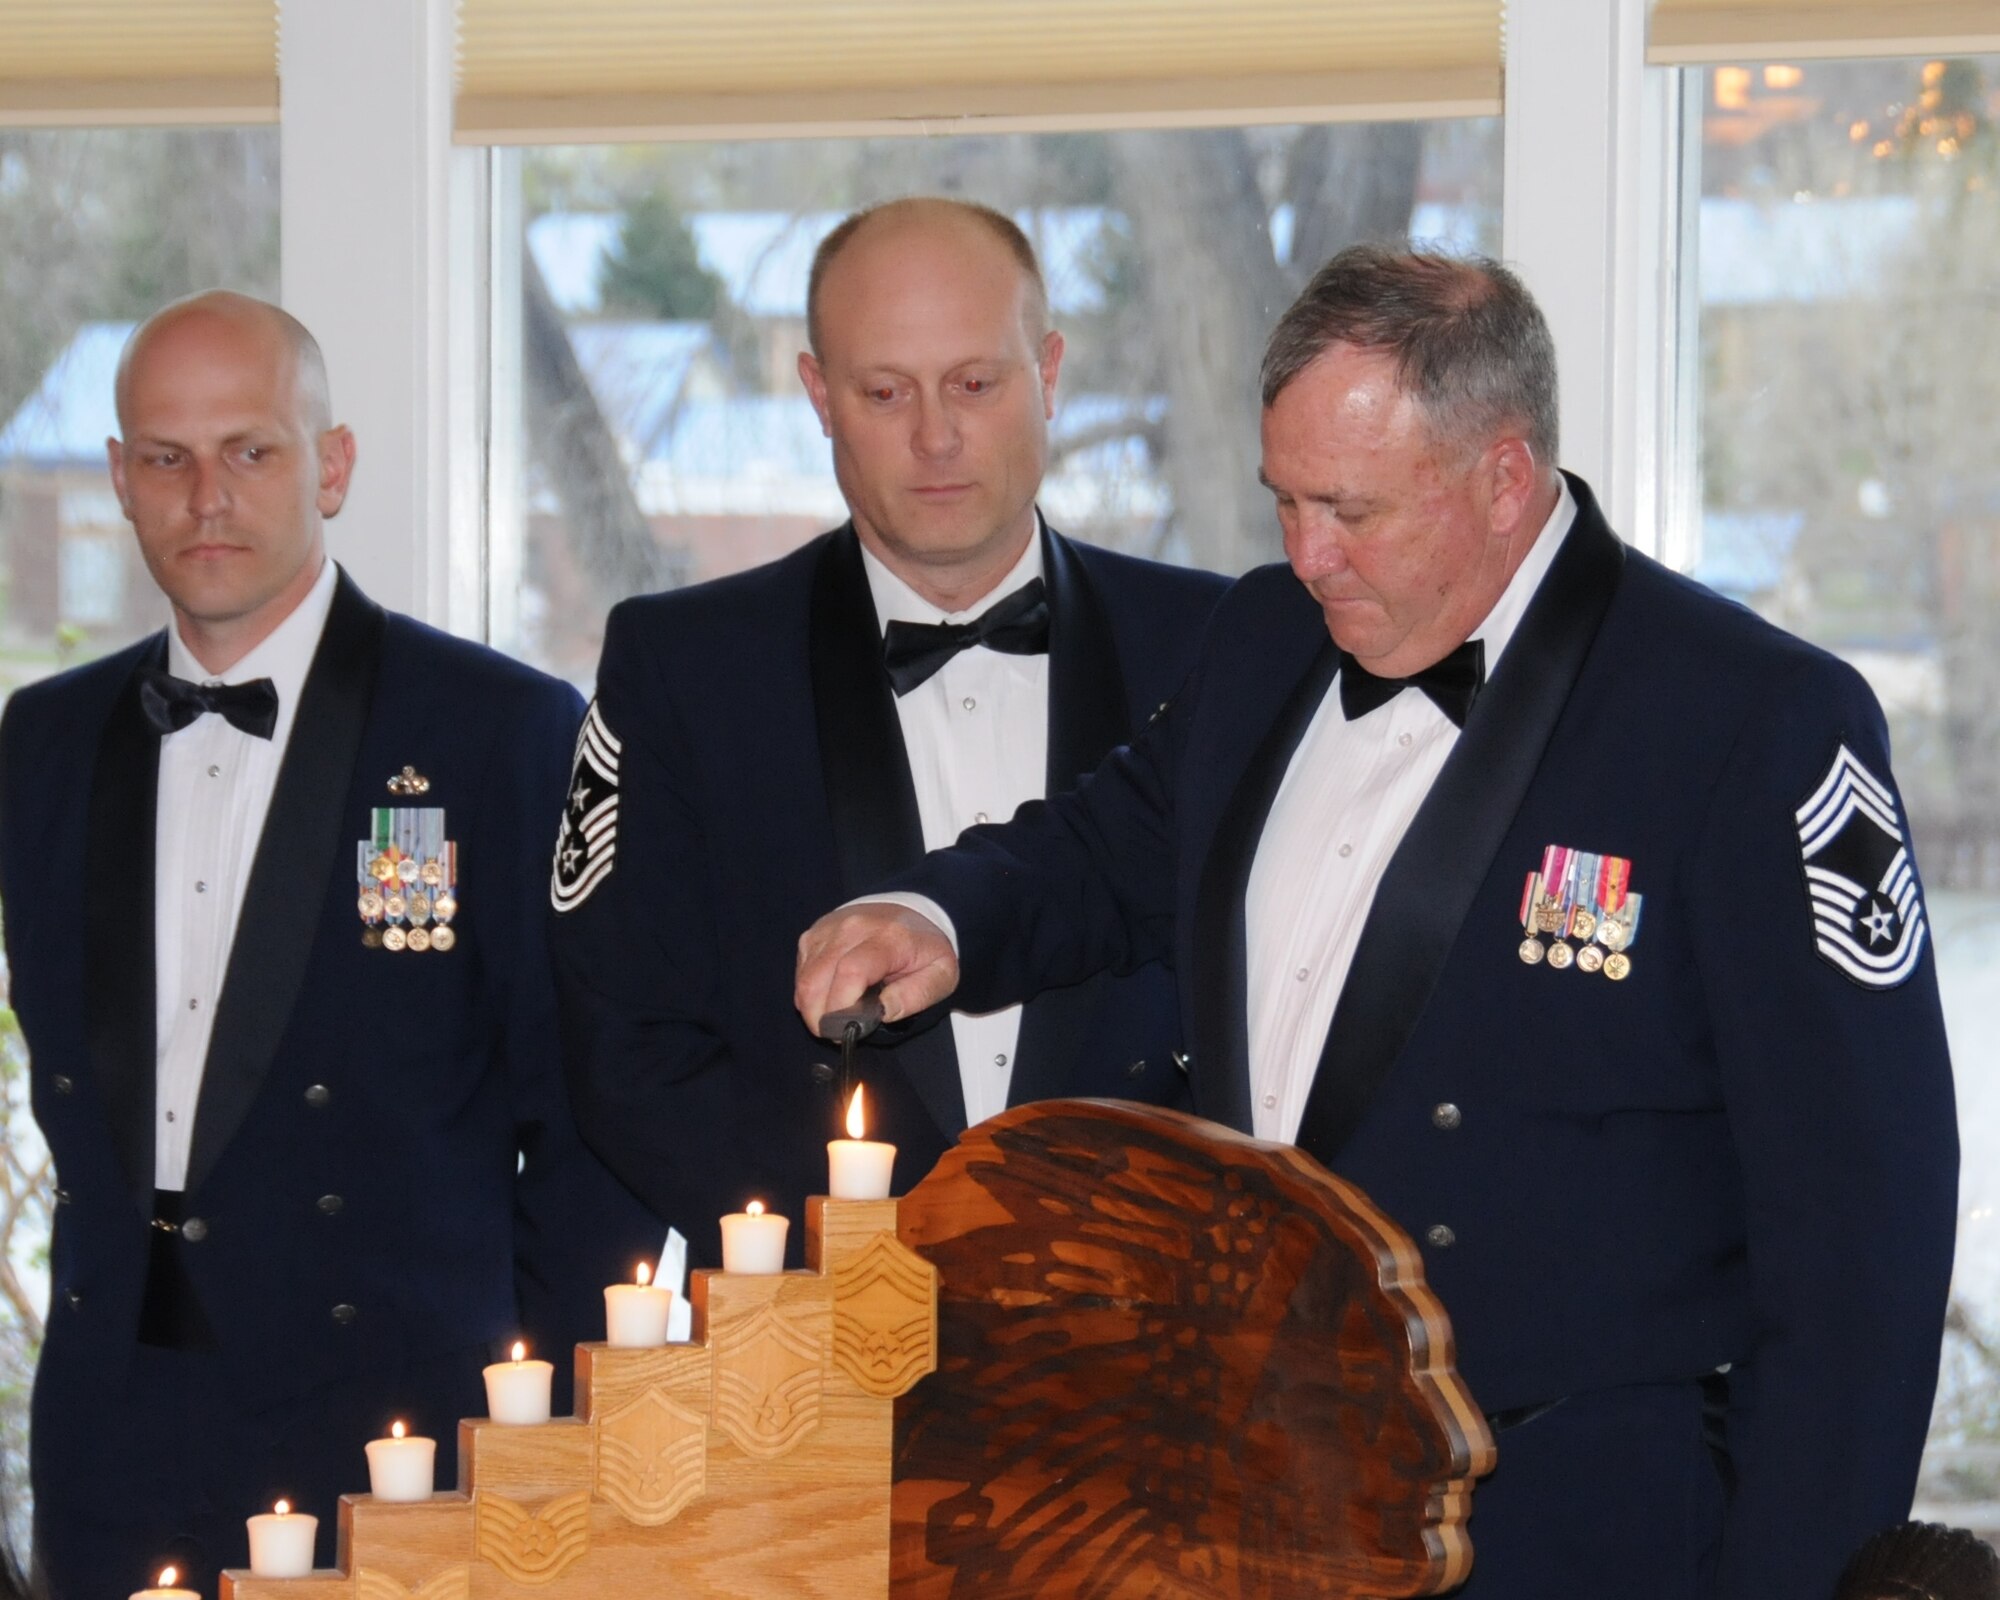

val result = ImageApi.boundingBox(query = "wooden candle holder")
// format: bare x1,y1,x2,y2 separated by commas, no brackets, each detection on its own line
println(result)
220,1196,937,1600
221,1103,1492,1599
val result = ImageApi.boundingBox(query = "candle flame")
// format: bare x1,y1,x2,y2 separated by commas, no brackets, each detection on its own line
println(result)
391,1419,407,1439
275,1498,291,1516
746,1199,765,1217
159,1568,179,1587
510,1340,526,1363
845,1083,867,1139
635,1260,652,1287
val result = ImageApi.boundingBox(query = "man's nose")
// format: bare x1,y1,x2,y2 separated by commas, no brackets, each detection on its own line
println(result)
188,456,230,519
911,395,961,459
1284,515,1350,582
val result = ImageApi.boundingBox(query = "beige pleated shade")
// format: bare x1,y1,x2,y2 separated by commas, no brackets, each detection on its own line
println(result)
0,0,277,125
453,0,1506,143
1648,0,2000,64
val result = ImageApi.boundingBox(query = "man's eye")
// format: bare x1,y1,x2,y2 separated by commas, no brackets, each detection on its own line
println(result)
868,387,896,402
963,377,988,395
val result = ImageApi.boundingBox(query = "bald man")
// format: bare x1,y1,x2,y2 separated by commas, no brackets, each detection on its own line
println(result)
549,199,1227,1262
0,292,655,1597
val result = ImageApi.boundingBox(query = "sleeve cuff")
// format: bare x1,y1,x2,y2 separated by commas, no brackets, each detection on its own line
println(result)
836,893,960,955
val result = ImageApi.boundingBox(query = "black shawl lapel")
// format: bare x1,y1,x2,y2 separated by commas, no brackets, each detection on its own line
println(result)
85,635,168,1205
1189,631,1340,1135
808,526,967,1138
1290,476,1626,1167
1009,523,1132,1106
183,570,384,1194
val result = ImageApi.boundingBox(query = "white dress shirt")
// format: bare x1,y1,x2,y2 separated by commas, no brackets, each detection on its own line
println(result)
153,556,340,1189
860,528,1049,1127
1244,483,1577,1142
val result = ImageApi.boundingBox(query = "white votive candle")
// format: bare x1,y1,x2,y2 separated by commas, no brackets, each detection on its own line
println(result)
246,1500,317,1577
482,1340,554,1424
720,1200,789,1273
827,1083,896,1199
365,1419,436,1501
604,1260,675,1347
131,1563,200,1598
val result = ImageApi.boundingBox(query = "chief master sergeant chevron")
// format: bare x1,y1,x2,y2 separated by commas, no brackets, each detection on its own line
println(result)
795,247,1959,1597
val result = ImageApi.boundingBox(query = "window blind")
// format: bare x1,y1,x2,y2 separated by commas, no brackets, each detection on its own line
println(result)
1648,0,2000,65
455,0,1505,143
0,0,277,126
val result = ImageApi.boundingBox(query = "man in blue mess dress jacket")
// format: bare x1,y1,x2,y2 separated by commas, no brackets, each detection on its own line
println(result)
549,199,1226,1263
0,292,655,1598
795,248,1958,1598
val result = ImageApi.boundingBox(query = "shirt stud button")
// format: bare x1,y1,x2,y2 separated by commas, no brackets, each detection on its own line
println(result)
304,1084,331,1109
195,880,207,894
1262,1092,1278,1109
188,998,199,1011
1338,842,1353,858
962,696,977,711
207,764,221,778
180,1217,208,1243
331,1303,357,1325
1295,967,1309,982
317,1194,344,1216
1399,731,1414,747
993,1053,1008,1068
974,811,990,824
1432,1102,1463,1131
1426,1224,1456,1249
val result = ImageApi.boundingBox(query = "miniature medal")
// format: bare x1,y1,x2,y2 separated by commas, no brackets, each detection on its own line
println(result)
1517,870,1546,963
357,800,460,952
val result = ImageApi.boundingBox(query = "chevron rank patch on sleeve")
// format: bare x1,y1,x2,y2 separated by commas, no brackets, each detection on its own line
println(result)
551,699,621,913
1795,742,1927,990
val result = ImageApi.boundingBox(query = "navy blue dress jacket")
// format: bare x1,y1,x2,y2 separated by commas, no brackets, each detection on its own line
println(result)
878,478,1958,1598
0,570,655,1589
551,521,1228,1265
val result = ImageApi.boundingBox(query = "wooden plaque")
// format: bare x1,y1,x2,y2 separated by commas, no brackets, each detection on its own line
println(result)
893,1099,1496,1599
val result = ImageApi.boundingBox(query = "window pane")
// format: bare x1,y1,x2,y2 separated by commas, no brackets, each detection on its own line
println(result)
0,123,280,1525
492,122,1500,681
1690,55,2000,1527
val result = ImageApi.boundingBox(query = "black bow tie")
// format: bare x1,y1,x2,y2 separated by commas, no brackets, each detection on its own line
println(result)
1338,638,1486,730
882,578,1051,696
138,667,280,740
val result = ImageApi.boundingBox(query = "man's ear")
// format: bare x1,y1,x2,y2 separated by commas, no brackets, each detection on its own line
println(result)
1037,330,1065,420
1486,436,1540,538
106,437,132,519
316,426,358,518
798,351,833,438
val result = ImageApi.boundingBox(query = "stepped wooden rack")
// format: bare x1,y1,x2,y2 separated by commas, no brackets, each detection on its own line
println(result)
222,1100,1494,1600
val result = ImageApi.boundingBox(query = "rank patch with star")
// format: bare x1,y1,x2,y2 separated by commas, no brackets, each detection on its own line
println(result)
1795,742,1927,990
551,699,620,913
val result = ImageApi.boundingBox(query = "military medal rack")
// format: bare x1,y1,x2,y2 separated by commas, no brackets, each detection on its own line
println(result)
220,1102,1494,1599
220,1197,938,1600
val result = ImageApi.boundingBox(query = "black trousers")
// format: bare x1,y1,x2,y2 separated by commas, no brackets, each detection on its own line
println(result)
1455,1380,1729,1598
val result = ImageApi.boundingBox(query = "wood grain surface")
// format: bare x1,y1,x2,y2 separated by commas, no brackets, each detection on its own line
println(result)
892,1099,1495,1599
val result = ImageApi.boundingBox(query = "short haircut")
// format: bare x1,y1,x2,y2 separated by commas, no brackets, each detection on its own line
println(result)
805,197,1051,357
1833,1521,2000,1600
1261,246,1560,466
115,289,334,435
